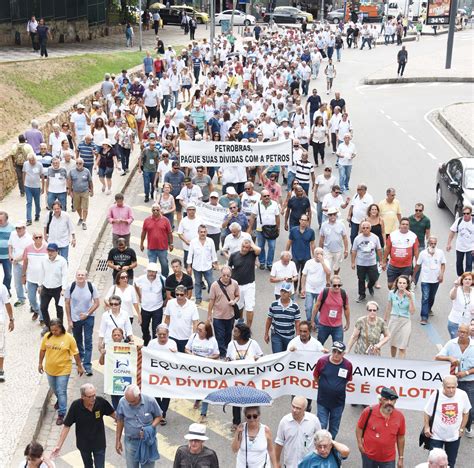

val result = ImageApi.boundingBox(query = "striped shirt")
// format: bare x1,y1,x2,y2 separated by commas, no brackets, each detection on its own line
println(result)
77,141,96,167
268,300,301,338
295,160,314,184
0,223,14,260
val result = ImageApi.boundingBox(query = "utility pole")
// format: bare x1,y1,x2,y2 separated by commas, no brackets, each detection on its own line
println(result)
320,0,325,21
230,0,237,32
210,0,215,64
445,0,458,69
138,0,143,51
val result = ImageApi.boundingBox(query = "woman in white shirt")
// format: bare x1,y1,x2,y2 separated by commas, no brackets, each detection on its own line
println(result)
98,295,133,349
185,321,219,423
336,113,353,144
104,272,141,324
310,115,329,167
91,118,108,147
448,272,474,338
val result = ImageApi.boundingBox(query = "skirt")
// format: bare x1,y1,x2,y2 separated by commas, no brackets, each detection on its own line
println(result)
388,315,411,349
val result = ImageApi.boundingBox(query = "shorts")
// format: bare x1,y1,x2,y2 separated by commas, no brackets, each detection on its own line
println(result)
237,282,256,312
72,191,90,211
387,264,412,284
98,166,113,179
0,322,5,357
175,198,183,212
181,84,192,90
323,250,343,271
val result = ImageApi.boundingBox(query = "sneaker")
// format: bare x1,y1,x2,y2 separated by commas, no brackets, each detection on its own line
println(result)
465,428,474,438
144,197,150,203
368,287,375,296
106,190,111,195
195,299,202,305
266,265,272,271
0,370,4,382
356,295,366,303
34,216,40,221
82,222,87,230
39,320,45,326
77,218,83,226
14,300,25,307
199,415,207,424
160,417,167,426
56,415,64,426
26,221,32,226
32,312,39,321
259,265,265,270
420,320,428,325
429,310,434,316
85,370,93,377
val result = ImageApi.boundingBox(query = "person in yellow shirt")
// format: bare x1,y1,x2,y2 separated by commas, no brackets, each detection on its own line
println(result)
39,318,84,425
379,188,402,236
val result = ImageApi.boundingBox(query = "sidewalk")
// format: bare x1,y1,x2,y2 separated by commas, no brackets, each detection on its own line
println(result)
439,102,474,155
0,25,209,63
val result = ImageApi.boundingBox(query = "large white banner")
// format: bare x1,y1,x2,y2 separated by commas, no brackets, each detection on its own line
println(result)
195,200,228,228
104,343,138,396
179,140,293,167
141,349,449,411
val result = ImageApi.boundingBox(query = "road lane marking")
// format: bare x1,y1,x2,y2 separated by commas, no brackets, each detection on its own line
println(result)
393,121,400,126
418,143,426,150
385,114,392,120
408,135,416,141
380,109,385,114
400,128,407,133
428,152,437,160
424,108,462,158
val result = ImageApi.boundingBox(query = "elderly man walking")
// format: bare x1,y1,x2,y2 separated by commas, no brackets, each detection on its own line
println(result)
173,423,219,467
116,384,162,468
68,158,93,230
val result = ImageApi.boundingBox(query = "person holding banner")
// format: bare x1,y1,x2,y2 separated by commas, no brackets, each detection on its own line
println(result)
164,285,199,352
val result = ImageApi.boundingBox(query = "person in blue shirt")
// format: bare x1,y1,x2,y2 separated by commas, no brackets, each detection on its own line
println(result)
242,123,257,140
298,429,350,467
207,110,221,136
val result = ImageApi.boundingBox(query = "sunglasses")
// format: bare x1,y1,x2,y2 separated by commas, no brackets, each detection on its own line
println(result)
262,195,270,198
325,169,332,172
34,236,43,239
110,303,120,306
415,209,423,212
464,212,471,215
332,284,342,288
246,414,259,419
175,293,185,297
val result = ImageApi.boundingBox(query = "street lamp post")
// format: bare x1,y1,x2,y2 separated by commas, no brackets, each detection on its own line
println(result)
138,0,143,51
210,0,215,64
445,0,459,69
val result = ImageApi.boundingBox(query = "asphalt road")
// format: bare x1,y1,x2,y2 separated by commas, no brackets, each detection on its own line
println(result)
52,31,474,467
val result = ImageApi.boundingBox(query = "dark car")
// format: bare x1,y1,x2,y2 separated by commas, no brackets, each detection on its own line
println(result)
263,8,303,24
436,157,474,217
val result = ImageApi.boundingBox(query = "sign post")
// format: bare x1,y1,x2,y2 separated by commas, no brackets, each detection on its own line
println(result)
445,0,458,69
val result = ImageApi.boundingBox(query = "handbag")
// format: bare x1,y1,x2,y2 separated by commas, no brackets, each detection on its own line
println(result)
419,390,439,450
217,280,241,320
257,203,278,240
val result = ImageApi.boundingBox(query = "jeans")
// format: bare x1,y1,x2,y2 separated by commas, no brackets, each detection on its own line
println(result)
193,67,200,84
317,403,344,439
327,46,334,59
338,165,352,191
201,401,209,415
47,374,70,416
124,437,157,468
456,250,472,277
213,318,234,357
25,186,41,222
360,37,372,49
350,222,360,246
361,454,395,468
143,171,155,199
141,307,163,346
317,324,344,347
311,62,320,77
172,90,179,108
430,438,460,468
47,192,67,211
448,320,459,339
27,281,41,315
316,201,323,227
357,265,378,297
162,95,170,113
0,258,12,293
256,231,277,268
58,246,69,261
420,282,439,320
457,380,474,430
271,333,292,353
79,448,106,468
72,315,95,373
156,397,170,417
301,79,310,96
287,171,296,192
336,48,342,61
305,292,319,321
147,249,169,277
120,147,131,171
40,286,63,327
193,269,213,302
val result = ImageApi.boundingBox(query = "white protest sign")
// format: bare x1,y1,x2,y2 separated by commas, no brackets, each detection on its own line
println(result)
195,200,227,228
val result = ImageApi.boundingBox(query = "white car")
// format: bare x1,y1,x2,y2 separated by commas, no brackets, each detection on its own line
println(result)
215,10,256,26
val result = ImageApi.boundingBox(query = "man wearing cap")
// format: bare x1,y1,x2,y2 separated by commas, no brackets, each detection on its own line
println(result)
356,387,406,468
44,200,76,261
265,282,301,353
164,161,185,223
319,207,348,276
177,177,203,211
140,205,173,277
135,263,166,347
313,341,353,439
38,243,68,331
173,423,219,467
219,186,241,209
8,220,32,306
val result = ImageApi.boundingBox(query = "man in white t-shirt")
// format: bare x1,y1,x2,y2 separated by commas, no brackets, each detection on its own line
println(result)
0,283,14,382
446,205,474,276
319,207,348,275
414,447,449,468
301,247,331,321
321,185,350,225
270,251,298,298
314,167,336,227
8,220,32,306
423,375,471,468
177,205,201,266
347,184,374,245
336,133,357,192
222,224,252,259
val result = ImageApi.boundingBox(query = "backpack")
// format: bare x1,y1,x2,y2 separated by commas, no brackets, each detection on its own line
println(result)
456,216,474,230
70,281,94,297
12,143,29,166
319,287,347,309
46,211,53,235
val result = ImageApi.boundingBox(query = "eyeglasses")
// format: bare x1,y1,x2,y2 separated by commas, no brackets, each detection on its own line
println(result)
34,236,43,239
332,284,342,288
262,195,270,198
110,303,120,306
175,293,185,297
246,414,259,419
15,227,25,230
325,169,332,172
415,209,423,212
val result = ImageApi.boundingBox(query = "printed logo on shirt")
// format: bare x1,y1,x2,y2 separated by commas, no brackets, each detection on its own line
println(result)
95,411,101,419
440,402,458,425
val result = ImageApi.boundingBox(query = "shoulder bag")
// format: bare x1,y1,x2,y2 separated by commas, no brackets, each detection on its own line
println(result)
419,390,439,450
217,280,241,320
257,203,278,240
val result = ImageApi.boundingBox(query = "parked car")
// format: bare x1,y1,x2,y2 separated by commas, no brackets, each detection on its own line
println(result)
274,6,314,22
436,157,474,217
159,5,209,25
327,8,345,24
263,8,303,24
216,10,256,26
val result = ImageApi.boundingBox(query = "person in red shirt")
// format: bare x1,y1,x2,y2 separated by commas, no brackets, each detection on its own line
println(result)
311,275,350,347
140,204,173,276
382,217,419,290
356,387,406,468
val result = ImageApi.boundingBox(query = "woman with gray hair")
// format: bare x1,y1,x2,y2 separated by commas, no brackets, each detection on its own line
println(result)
298,429,350,467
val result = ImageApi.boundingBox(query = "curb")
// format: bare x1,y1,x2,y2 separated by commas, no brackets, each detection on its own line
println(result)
438,105,474,155
363,76,474,84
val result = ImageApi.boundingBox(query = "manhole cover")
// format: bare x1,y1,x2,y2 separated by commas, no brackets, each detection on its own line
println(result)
96,259,109,272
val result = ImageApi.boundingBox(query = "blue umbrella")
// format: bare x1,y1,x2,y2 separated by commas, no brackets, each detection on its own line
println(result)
203,386,272,409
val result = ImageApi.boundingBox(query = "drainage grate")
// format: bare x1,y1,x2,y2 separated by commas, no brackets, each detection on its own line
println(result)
96,259,109,272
